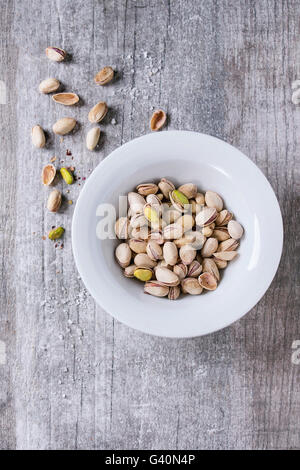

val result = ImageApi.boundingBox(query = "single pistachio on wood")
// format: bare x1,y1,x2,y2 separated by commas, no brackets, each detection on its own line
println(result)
179,244,197,265
205,191,223,211
158,178,175,199
201,237,218,258
198,272,217,290
94,66,114,85
32,125,46,148
202,258,220,281
88,101,108,123
163,223,183,240
150,109,167,131
144,282,169,297
128,192,146,214
214,258,227,269
173,263,188,280
115,243,132,268
39,78,60,94
48,226,64,240
175,214,194,233
146,240,163,261
168,286,181,300
213,251,238,261
52,93,79,106
178,183,197,199
163,241,178,266
134,253,157,268
196,207,217,227
155,267,180,286
195,192,205,205
218,238,239,252
134,267,153,282
45,46,66,62
60,167,74,184
86,127,101,150
187,260,202,278
129,239,147,254
115,217,129,239
181,278,203,295
170,189,189,213
212,227,230,241
228,220,244,240
53,117,76,135
41,164,56,185
216,209,233,226
124,265,136,278
47,189,62,212
136,183,158,196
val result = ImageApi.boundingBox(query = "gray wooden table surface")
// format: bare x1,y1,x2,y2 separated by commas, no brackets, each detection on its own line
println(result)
0,0,299,450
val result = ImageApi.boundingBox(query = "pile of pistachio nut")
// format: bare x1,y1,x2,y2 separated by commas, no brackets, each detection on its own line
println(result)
114,178,244,300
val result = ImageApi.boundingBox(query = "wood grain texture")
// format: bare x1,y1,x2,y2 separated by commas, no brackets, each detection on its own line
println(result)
0,0,299,450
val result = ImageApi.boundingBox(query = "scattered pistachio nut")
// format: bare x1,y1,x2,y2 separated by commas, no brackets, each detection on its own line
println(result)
48,226,64,240
52,93,79,106
115,243,131,268
136,183,158,196
94,66,114,85
88,101,108,123
47,189,62,212
41,164,56,185
32,125,46,148
144,282,169,297
134,267,153,282
45,47,66,62
228,220,244,240
205,191,223,211
53,117,76,135
150,109,166,131
198,272,217,290
39,78,60,94
60,167,74,185
86,127,101,150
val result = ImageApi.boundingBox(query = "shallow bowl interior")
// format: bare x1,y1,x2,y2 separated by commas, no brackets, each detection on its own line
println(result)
72,131,283,337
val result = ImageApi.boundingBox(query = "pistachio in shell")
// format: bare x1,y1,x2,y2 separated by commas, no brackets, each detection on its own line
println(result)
94,66,114,85
181,278,203,295
144,282,169,297
88,101,108,123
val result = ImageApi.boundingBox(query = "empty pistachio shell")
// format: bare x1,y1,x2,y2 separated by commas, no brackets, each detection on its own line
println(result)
179,245,196,265
205,191,223,211
158,178,175,199
196,207,217,227
146,240,163,260
176,214,194,232
39,78,60,94
60,167,74,184
198,272,217,290
134,253,157,268
173,263,188,280
201,237,218,258
150,109,166,131
228,220,244,240
181,278,203,295
124,265,136,278
170,190,189,213
168,286,181,300
94,66,114,85
136,183,158,196
115,243,131,268
47,189,62,212
129,239,147,254
41,164,56,185
212,227,230,241
155,267,180,286
88,101,108,123
53,117,76,135
218,238,239,252
178,183,197,199
128,192,146,214
115,217,129,239
144,282,169,297
144,204,160,226
52,93,79,106
86,127,101,150
213,251,238,261
195,193,205,205
216,209,233,226
163,241,178,266
202,258,220,281
48,226,64,240
134,267,153,282
163,223,183,240
187,260,202,278
45,46,66,62
214,259,227,269
32,125,46,148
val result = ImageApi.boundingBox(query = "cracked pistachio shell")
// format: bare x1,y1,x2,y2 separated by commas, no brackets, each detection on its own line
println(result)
39,78,60,94
158,178,175,199
168,286,181,300
144,282,169,297
195,192,205,205
163,241,178,266
129,239,147,254
201,237,218,258
205,191,223,211
128,192,146,214
179,244,196,265
146,240,163,261
115,217,129,239
115,243,131,268
212,227,230,241
41,164,56,186
187,260,202,278
86,127,101,150
52,93,79,106
178,183,197,199
198,272,218,290
134,253,157,268
175,214,195,233
218,238,239,252
88,101,108,123
136,183,158,196
170,190,189,213
45,46,66,62
181,278,203,295
202,258,220,281
155,267,180,287
213,251,238,261
47,189,62,213
196,207,218,227
173,263,188,280
228,220,244,240
124,265,136,278
163,223,183,240
32,125,46,148
134,267,153,282
150,109,167,131
53,117,76,135
94,66,114,85
216,209,233,226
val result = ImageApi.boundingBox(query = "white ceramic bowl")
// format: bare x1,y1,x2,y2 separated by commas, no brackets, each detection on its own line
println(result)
72,131,283,337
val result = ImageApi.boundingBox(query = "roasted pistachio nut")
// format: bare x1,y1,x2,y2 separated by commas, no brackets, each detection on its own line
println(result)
179,244,196,265
136,183,158,196
155,267,180,286
48,226,64,240
216,209,233,226
144,282,169,297
46,46,66,62
163,223,183,240
124,265,136,278
173,263,188,280
94,66,114,85
214,259,227,269
88,101,108,123
196,207,217,227
170,190,189,213
134,267,153,282
213,251,238,261
187,260,202,278
53,117,76,135
39,78,60,94
150,109,167,131
162,207,181,224
134,253,157,268
128,192,146,214
168,286,181,300
32,125,46,148
52,93,79,106
115,217,129,239
60,167,74,184
130,213,148,229
163,241,178,266
212,227,230,241
146,240,163,260
202,225,213,237
144,204,160,226
149,230,164,245
131,226,149,240
201,237,218,258
205,191,223,211
202,258,220,281
181,278,203,295
115,243,131,268
176,214,194,233
228,220,244,240
129,239,147,254
178,183,197,199
198,272,218,290
47,189,62,212
158,178,175,199
42,164,56,186
86,127,101,150
195,192,205,205
188,231,206,250
218,238,239,252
